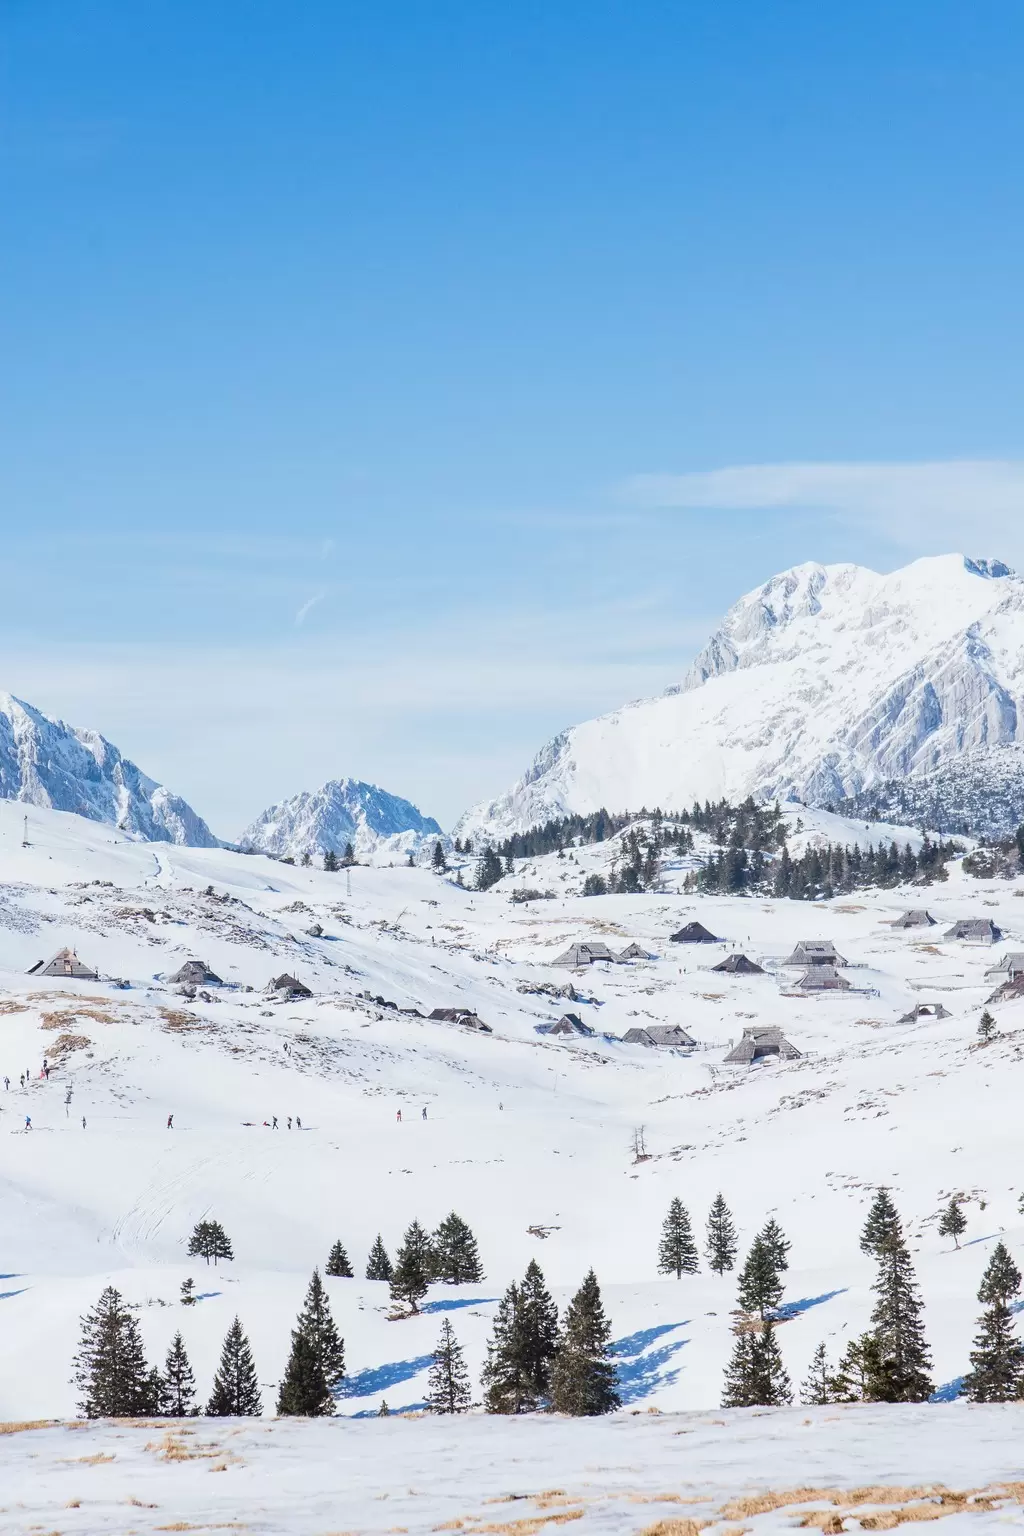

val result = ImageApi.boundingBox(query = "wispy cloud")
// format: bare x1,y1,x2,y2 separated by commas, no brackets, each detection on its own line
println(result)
294,592,325,626
621,459,1024,555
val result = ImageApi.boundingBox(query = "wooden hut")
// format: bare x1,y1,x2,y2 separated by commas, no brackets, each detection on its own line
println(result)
893,909,936,929
669,921,720,944
898,1002,952,1023
944,918,1001,945
984,952,1024,983
168,960,223,987
26,947,98,980
986,975,1024,1006
712,953,765,974
784,939,848,967
724,1026,802,1065
429,1007,491,1032
794,963,851,993
622,1023,696,1049
552,940,619,968
268,973,312,999
617,942,654,961
537,1013,594,1038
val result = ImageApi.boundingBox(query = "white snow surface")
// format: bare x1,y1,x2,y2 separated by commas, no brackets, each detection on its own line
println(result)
457,554,1024,840
241,776,443,864
0,692,218,847
3,1404,1024,1535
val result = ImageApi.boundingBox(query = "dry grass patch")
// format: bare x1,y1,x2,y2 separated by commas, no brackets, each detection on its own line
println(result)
471,1516,584,1536
639,1522,709,1536
0,1419,55,1435
70,1452,116,1465
159,1008,215,1034
50,1033,91,1057
40,1007,115,1029
0,1000,28,1015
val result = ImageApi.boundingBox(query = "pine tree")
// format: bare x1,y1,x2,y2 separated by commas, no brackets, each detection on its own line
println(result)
722,1321,792,1407
277,1269,345,1416
759,1217,791,1272
831,1333,884,1402
187,1219,233,1266
962,1242,1024,1402
432,841,447,873
937,1198,967,1249
800,1342,837,1406
377,1398,390,1416
518,1259,560,1404
326,1240,354,1278
162,1331,196,1416
71,1286,156,1418
426,1317,472,1413
549,1270,620,1416
658,1198,699,1279
861,1195,933,1402
432,1212,484,1284
481,1282,534,1413
342,841,355,865
475,846,504,891
206,1317,262,1416
180,1277,196,1306
390,1220,432,1314
323,849,339,872
705,1194,738,1275
737,1236,783,1319
977,1010,996,1043
366,1235,393,1282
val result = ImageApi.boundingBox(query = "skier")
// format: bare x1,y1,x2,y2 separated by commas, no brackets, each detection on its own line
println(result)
396,1108,402,1123
19,1075,24,1089
3,1076,8,1090
81,1116,87,1129
272,1115,278,1130
24,1115,31,1130
296,1116,302,1129
287,1116,292,1130
167,1114,174,1129
421,1106,427,1120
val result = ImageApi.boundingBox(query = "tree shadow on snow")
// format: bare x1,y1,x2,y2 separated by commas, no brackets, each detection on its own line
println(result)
337,1354,435,1400
931,1376,965,1402
0,1287,28,1301
773,1289,846,1321
610,1322,690,1404
421,1297,498,1314
349,1399,429,1417
961,1233,1002,1250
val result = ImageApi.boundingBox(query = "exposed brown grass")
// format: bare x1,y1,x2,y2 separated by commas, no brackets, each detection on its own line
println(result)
50,1033,92,1057
639,1522,709,1536
71,1452,116,1465
0,1000,28,1015
159,1008,215,1033
40,1007,115,1029
471,1516,584,1536
0,1418,55,1434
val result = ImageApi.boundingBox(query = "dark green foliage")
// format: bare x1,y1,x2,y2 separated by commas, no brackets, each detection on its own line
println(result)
721,1322,792,1407
706,1193,738,1275
162,1331,196,1416
377,1398,390,1416
549,1270,620,1416
365,1235,393,1282
518,1260,560,1403
937,1199,967,1248
475,846,504,891
342,841,355,865
432,841,447,873
180,1277,196,1306
658,1198,699,1279
326,1240,353,1278
207,1317,262,1416
831,1333,884,1402
977,1010,997,1042
759,1217,791,1273
323,849,339,872
187,1219,233,1266
390,1220,433,1313
800,1342,838,1406
277,1269,345,1416
737,1236,784,1319
426,1317,472,1414
432,1212,484,1283
582,874,607,897
860,1193,933,1402
962,1242,1024,1402
72,1285,156,1418
481,1281,533,1413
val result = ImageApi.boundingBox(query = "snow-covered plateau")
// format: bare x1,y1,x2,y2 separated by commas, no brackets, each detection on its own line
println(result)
458,554,1024,842
240,776,443,864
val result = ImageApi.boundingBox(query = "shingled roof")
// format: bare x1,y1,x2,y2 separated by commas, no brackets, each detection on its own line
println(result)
784,940,848,967
712,953,765,974
794,963,851,992
669,921,720,944
622,1023,696,1049
26,947,98,980
944,918,1001,944
893,909,936,929
724,1026,802,1065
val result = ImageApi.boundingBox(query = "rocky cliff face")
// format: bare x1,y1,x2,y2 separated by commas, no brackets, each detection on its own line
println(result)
241,778,442,864
0,693,218,846
456,554,1024,841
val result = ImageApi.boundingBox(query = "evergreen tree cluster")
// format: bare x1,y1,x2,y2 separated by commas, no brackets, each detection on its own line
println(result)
482,1260,619,1416
690,833,960,900
722,1215,793,1408
187,1219,234,1266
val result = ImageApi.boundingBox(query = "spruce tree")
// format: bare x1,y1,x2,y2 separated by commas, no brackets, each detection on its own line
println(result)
432,841,447,873
162,1331,196,1416
180,1277,196,1306
518,1259,560,1403
206,1317,262,1416
366,1235,394,1282
549,1270,621,1416
342,841,355,865
759,1217,791,1273
962,1242,1024,1402
977,1010,997,1043
277,1268,345,1416
377,1398,390,1416
800,1342,837,1406
323,849,339,872
937,1199,967,1249
390,1220,432,1314
861,1194,933,1402
475,847,504,891
326,1240,354,1278
737,1236,783,1319
432,1212,484,1283
658,1198,699,1279
426,1317,472,1413
705,1194,738,1275
71,1286,156,1418
481,1282,533,1413
832,1333,884,1402
187,1219,233,1266
722,1322,792,1407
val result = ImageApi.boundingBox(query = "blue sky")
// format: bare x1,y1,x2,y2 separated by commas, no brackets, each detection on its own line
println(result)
3,1,1024,833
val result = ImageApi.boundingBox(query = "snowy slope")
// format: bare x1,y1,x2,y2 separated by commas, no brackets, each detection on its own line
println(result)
0,692,217,846
241,777,442,864
457,554,1024,841
1,799,1024,1429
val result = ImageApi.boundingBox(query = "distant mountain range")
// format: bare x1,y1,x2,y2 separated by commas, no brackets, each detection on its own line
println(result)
239,778,442,864
456,554,1024,841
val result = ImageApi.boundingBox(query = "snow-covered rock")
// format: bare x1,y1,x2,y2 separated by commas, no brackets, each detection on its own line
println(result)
241,777,442,864
458,554,1024,840
0,692,217,846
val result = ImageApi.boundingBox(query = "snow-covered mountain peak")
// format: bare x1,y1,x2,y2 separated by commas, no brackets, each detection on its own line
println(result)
241,777,442,864
0,692,217,846
458,552,1024,842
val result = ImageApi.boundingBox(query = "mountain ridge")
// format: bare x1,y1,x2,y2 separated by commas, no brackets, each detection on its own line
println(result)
240,776,442,864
